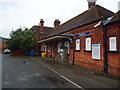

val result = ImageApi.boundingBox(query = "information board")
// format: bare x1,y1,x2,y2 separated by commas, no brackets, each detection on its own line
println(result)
92,44,100,60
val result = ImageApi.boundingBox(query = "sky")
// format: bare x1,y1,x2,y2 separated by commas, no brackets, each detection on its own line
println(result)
0,0,120,38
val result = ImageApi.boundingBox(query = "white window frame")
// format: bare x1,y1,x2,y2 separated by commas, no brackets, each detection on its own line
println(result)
109,37,117,51
65,41,69,54
76,39,80,50
85,37,91,51
47,44,50,52
45,44,47,52
58,43,61,53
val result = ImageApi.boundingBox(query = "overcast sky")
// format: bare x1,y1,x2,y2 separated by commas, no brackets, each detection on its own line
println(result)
0,0,120,38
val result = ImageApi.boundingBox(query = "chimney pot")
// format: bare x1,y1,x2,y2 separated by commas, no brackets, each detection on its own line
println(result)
54,19,60,27
40,19,44,26
87,0,97,9
40,19,44,35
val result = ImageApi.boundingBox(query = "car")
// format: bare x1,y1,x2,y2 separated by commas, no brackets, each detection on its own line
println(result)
3,49,10,54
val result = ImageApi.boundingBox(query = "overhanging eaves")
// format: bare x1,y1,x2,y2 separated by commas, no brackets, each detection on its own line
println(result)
38,34,74,43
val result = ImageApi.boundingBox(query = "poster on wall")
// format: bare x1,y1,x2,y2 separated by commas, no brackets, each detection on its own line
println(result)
92,44,100,60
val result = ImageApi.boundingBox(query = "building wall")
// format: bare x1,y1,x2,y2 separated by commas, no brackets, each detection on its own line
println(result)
0,39,8,53
44,21,105,72
63,21,104,72
41,20,120,76
107,22,120,76
0,40,2,53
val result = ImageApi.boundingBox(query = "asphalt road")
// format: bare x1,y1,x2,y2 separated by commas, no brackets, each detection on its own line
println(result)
2,54,119,89
2,54,81,88
0,54,2,90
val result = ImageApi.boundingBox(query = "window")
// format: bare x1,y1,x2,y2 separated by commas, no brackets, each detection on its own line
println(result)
58,43,61,53
76,39,80,50
40,43,45,51
47,44,50,52
109,37,117,51
45,44,47,52
65,41,69,54
85,37,91,51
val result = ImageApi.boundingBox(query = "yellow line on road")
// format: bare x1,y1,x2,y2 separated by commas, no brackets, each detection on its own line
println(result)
30,57,85,90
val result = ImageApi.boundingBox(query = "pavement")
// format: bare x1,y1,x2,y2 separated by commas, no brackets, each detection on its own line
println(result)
2,54,120,89
32,56,119,89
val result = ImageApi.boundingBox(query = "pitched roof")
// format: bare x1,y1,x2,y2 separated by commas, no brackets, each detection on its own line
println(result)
107,10,120,24
44,5,114,39
30,25,53,36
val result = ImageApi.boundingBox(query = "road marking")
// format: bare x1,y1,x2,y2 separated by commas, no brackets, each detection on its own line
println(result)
31,57,85,90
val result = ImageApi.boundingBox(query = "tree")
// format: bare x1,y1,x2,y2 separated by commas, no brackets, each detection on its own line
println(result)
7,28,35,55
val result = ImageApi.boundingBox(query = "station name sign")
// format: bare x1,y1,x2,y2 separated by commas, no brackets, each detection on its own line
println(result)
76,31,92,37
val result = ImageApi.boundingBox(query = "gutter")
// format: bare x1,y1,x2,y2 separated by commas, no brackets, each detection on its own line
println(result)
107,20,120,25
103,24,108,73
38,35,73,43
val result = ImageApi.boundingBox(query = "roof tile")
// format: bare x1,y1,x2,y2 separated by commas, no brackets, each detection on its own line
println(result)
44,5,114,39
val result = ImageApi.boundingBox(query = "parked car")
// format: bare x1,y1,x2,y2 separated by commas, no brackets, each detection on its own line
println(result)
3,49,10,54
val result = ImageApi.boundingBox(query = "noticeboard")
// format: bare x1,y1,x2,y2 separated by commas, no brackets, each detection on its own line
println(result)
92,44,100,60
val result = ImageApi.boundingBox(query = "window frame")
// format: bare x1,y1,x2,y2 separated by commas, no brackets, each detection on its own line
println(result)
47,44,51,52
85,37,91,51
65,41,70,54
109,37,117,51
76,39,80,51
58,42,61,53
44,44,47,52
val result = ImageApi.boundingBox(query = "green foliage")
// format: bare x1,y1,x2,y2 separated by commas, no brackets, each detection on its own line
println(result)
7,28,35,54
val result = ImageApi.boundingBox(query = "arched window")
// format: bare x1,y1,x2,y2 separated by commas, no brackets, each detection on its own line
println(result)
85,37,91,51
76,39,80,50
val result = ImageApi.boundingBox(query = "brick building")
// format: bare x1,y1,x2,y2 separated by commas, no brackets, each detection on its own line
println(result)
0,36,8,53
30,20,53,55
104,11,120,76
31,1,120,76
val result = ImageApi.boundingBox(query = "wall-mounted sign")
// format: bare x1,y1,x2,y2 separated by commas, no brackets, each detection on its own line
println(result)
76,31,92,37
92,44,100,60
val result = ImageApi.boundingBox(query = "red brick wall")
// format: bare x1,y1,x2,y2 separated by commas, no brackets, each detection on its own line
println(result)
107,22,120,76
64,21,104,72
68,48,74,64
0,40,8,53
40,21,120,76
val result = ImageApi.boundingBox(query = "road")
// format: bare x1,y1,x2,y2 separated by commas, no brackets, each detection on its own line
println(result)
2,54,82,89
2,54,119,89
0,54,2,90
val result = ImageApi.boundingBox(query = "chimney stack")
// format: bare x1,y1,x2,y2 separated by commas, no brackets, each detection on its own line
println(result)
87,0,97,9
54,19,60,27
40,19,44,33
40,19,44,26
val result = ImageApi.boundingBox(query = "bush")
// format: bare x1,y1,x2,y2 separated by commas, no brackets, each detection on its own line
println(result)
7,28,35,55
